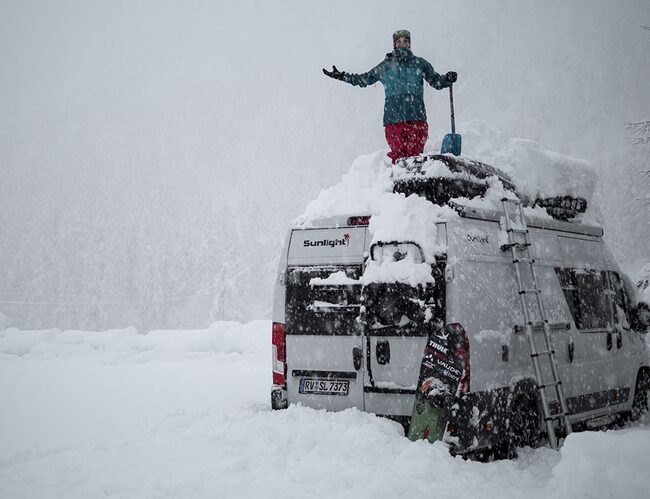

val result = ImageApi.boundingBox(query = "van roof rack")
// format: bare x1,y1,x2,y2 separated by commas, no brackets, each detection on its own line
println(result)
450,202,603,238
392,154,518,206
391,154,588,221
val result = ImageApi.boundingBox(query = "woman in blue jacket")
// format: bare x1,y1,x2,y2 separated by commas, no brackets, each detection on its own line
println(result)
324,30,457,164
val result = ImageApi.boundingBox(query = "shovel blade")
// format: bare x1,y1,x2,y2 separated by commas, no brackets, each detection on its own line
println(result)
441,133,462,156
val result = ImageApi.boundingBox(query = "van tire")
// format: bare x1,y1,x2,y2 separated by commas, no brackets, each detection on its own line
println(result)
499,389,541,459
630,369,650,422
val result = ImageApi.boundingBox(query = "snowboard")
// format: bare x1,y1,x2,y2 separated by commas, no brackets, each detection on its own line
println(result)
407,324,469,443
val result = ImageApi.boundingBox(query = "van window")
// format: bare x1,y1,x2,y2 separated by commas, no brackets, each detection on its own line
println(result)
286,266,363,336
363,260,446,330
607,271,631,328
555,268,611,330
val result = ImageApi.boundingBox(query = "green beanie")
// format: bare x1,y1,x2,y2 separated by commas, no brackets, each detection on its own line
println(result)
393,29,411,41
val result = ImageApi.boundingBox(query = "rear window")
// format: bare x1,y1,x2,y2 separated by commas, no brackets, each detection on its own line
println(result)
286,261,446,336
286,266,363,336
363,260,446,331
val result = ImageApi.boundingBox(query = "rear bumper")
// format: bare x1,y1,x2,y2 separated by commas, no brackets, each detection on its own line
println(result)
271,386,288,410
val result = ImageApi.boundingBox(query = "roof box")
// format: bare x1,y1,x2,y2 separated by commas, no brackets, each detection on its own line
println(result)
391,154,587,221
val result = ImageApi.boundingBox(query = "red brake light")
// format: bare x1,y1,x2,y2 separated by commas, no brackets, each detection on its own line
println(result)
272,322,286,386
347,216,371,226
449,323,470,394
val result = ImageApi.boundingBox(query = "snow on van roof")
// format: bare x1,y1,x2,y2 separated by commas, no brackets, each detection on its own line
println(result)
296,150,457,264
295,121,599,284
451,120,598,202
299,121,597,226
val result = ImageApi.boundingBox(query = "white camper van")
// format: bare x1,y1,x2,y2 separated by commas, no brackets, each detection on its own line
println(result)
271,156,650,455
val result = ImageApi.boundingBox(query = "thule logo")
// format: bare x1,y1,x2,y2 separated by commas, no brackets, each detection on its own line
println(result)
426,341,448,355
304,234,351,248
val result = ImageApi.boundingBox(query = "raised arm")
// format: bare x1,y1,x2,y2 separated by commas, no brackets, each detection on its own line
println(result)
323,61,385,87
342,62,384,87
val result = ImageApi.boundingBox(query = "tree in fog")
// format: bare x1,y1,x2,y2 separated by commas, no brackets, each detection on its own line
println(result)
625,26,650,208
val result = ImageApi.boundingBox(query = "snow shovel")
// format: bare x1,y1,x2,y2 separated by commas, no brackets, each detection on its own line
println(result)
440,84,461,156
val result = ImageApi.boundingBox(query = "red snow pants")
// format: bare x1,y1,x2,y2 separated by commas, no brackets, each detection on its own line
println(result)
384,120,428,164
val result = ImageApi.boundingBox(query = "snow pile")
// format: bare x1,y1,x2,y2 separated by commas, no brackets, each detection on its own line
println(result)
550,429,650,498
453,173,553,220
445,120,598,203
310,255,436,288
361,193,452,285
361,258,435,287
299,150,394,220
310,271,359,286
298,150,456,285
0,320,268,361
2,320,650,498
300,120,597,240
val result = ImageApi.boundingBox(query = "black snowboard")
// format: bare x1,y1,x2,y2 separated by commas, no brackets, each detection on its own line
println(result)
408,324,469,443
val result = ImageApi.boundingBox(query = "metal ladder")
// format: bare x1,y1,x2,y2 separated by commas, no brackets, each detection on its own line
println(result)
501,198,572,449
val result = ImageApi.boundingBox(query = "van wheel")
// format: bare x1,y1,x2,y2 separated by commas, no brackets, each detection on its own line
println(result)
500,391,540,459
630,370,650,422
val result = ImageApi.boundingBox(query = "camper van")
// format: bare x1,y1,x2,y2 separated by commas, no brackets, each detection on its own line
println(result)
270,161,650,455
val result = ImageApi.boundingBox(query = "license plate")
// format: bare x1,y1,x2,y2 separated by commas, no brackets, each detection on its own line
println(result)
299,378,349,396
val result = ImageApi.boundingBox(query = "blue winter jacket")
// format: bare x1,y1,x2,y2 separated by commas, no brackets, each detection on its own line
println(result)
342,48,452,126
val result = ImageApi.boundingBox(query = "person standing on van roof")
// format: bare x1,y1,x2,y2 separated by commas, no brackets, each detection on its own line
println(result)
323,29,457,164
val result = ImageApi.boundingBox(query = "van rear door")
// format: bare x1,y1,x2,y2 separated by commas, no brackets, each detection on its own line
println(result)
284,227,368,411
362,281,444,418
361,239,446,419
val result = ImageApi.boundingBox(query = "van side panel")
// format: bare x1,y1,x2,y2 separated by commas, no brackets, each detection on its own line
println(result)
445,218,528,392
272,229,292,324
557,235,618,418
444,218,576,451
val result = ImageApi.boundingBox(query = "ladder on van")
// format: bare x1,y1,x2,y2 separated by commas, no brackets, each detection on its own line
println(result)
501,198,573,450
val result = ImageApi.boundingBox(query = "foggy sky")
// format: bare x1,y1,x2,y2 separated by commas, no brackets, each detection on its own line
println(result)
1,0,649,330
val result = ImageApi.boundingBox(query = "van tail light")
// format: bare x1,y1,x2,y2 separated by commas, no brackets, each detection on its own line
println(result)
347,216,371,226
449,323,470,395
272,322,286,386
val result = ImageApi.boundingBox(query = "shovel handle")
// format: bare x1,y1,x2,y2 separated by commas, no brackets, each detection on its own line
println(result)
449,84,456,135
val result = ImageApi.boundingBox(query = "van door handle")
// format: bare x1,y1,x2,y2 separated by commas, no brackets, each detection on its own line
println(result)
353,346,363,371
568,339,574,363
376,340,390,365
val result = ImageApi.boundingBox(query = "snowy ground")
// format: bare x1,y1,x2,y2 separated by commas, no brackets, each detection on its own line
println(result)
1,321,649,498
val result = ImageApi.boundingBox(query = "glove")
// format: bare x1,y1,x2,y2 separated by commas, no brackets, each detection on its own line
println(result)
323,65,345,81
446,71,458,83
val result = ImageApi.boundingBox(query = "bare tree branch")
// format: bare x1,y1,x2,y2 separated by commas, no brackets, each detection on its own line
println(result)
632,27,650,210
625,120,650,144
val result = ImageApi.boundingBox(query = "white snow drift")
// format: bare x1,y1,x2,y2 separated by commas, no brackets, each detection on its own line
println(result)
1,321,649,499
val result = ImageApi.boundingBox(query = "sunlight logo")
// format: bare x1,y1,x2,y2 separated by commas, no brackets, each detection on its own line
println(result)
303,234,351,248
